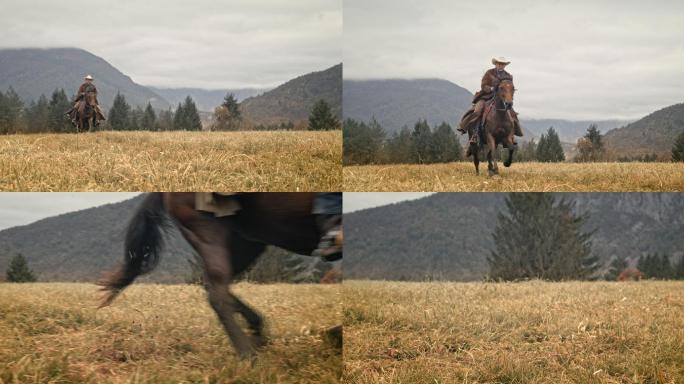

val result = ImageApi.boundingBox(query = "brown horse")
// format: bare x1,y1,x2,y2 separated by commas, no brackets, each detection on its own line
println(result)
99,192,339,358
470,79,517,176
72,92,98,132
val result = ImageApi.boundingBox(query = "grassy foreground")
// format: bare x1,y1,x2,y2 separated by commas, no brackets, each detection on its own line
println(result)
343,162,684,191
0,283,342,384
0,131,341,191
344,280,684,384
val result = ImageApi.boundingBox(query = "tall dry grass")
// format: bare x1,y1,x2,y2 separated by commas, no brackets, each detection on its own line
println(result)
344,280,684,384
343,162,684,191
0,282,342,383
0,131,341,191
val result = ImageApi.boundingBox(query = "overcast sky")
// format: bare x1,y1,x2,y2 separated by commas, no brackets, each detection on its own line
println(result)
344,192,433,213
344,0,684,120
0,0,341,89
0,193,139,231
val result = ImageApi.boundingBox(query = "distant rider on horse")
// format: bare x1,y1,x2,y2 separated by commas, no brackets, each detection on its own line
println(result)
66,75,106,124
458,57,523,143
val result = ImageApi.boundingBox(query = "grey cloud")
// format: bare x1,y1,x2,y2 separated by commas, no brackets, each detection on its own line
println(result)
0,193,140,230
0,0,341,89
344,0,684,120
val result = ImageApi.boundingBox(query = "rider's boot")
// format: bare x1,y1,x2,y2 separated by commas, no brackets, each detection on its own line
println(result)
314,214,342,262
512,111,523,137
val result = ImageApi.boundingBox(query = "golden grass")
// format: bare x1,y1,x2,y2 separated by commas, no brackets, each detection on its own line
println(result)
0,131,341,191
0,282,342,384
344,280,684,384
343,162,684,191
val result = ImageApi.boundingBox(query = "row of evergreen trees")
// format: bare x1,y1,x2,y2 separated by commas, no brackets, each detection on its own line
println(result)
102,93,202,131
0,87,204,133
4,254,36,282
344,118,463,165
343,118,572,165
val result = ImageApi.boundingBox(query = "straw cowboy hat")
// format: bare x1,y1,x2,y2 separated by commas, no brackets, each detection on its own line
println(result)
84,75,94,80
492,56,511,65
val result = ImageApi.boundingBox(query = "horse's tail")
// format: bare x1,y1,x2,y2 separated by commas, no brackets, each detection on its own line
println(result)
98,192,169,308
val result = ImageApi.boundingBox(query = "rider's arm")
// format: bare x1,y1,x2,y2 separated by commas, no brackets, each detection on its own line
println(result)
481,71,495,93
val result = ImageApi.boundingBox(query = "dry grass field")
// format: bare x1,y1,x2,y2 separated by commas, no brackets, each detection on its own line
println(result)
343,162,684,191
344,280,684,384
0,131,341,191
0,283,342,384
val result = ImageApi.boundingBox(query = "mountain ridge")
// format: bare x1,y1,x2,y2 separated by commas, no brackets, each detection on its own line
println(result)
0,47,170,110
345,193,684,281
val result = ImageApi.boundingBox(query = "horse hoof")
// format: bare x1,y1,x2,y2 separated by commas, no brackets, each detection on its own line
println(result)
504,162,512,168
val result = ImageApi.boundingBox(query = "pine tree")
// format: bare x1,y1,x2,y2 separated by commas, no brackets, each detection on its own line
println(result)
157,108,174,131
213,93,242,131
6,253,37,282
26,94,50,133
488,193,597,281
675,256,684,280
342,118,386,164
174,96,202,131
308,99,339,130
672,131,684,162
518,139,537,162
0,87,24,134
386,126,413,163
173,102,184,130
536,127,564,162
430,122,462,163
128,106,144,131
576,124,605,162
109,92,131,130
411,120,432,163
47,89,72,133
140,103,157,131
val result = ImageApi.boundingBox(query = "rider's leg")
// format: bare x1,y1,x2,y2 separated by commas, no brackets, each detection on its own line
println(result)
458,100,484,134
312,193,342,261
511,109,523,137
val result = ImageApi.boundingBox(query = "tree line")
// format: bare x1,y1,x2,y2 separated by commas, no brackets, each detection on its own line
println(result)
1,86,341,133
343,118,464,165
0,87,204,133
343,118,573,165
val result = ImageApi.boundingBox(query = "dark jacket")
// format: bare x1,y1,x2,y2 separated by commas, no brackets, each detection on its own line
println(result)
473,68,513,103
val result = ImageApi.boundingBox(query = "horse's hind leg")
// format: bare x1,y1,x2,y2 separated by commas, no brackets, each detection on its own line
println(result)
227,233,267,347
471,143,480,175
170,205,257,358
486,134,499,176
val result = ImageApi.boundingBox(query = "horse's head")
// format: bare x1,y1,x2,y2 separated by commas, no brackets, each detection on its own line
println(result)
497,80,515,109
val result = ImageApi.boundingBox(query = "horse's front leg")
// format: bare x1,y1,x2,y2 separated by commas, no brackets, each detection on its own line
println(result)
504,134,516,168
486,133,499,176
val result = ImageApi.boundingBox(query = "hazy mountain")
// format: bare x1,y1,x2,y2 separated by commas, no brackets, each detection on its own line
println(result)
604,103,684,157
345,193,684,281
343,78,473,133
0,195,321,283
148,86,268,113
523,119,632,144
240,64,342,126
0,48,169,110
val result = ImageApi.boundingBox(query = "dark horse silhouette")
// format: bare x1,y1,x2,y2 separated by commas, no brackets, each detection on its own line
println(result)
470,79,517,176
99,192,341,358
72,92,98,132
